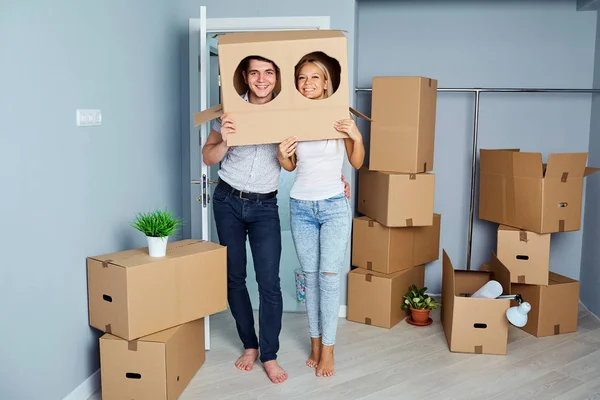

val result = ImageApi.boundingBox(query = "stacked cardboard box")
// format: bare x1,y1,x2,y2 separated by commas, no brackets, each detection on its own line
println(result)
477,149,599,338
347,76,441,329
86,239,228,399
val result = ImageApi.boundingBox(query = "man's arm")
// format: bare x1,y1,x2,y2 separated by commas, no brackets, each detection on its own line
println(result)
202,128,228,166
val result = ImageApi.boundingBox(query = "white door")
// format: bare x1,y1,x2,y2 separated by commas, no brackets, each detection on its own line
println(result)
188,8,331,349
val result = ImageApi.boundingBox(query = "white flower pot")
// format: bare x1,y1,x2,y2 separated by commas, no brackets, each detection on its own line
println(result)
147,236,169,257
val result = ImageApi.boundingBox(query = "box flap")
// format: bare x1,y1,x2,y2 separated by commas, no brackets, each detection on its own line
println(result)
218,30,346,45
479,149,520,176
512,152,543,179
584,166,600,177
194,104,223,127
489,251,512,296
349,107,372,121
544,153,588,180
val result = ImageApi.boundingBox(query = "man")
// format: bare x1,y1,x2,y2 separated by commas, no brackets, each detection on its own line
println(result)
202,55,349,384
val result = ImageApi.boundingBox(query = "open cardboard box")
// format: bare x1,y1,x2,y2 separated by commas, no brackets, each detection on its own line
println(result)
479,149,600,233
442,250,512,355
193,30,371,146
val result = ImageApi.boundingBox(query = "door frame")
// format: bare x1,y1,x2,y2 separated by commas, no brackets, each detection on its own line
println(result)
188,7,331,350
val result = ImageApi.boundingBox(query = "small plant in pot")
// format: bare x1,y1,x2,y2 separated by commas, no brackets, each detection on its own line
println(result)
402,284,439,326
130,209,183,257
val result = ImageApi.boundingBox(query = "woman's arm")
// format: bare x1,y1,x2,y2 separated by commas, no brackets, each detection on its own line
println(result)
278,136,298,172
336,116,365,169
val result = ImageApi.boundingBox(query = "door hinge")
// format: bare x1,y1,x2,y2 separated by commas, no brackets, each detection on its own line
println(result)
198,55,202,71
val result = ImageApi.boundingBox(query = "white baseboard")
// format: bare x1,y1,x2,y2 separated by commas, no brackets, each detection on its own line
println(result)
63,369,100,400
338,305,347,318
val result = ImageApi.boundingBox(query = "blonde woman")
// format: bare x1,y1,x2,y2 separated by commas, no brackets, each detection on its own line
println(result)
278,59,365,377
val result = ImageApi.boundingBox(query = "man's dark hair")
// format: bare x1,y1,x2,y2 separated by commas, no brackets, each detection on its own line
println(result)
242,55,279,74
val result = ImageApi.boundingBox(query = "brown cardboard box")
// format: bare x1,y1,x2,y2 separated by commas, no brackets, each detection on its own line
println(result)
357,167,435,227
479,149,600,233
496,225,551,285
511,272,580,337
369,76,437,173
87,239,227,341
351,214,441,274
100,318,205,400
442,250,512,355
193,30,370,146
347,265,425,329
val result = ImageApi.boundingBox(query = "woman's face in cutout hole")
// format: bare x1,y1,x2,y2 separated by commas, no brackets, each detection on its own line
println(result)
296,62,328,100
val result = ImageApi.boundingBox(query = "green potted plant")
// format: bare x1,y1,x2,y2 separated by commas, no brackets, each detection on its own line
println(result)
130,209,183,257
401,284,439,326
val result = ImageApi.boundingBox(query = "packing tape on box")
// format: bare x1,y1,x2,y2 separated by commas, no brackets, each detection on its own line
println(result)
554,324,561,335
559,220,565,232
406,218,413,227
423,162,428,172
365,317,372,325
105,324,112,334
561,172,569,183
409,174,416,180
368,220,374,227
367,262,373,271
365,273,373,282
474,345,483,354
102,259,114,268
518,275,526,284
519,231,528,242
128,340,138,351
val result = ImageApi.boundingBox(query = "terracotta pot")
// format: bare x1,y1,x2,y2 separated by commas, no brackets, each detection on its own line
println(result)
410,307,431,324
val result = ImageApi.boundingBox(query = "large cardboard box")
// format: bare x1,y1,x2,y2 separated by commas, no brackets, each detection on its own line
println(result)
479,149,599,233
100,318,205,400
357,167,435,227
496,225,551,285
511,272,580,337
442,250,512,355
193,30,370,146
347,265,425,329
87,239,227,341
351,214,441,274
369,76,438,173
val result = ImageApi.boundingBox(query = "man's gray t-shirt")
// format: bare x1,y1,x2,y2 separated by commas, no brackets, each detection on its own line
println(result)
212,92,281,194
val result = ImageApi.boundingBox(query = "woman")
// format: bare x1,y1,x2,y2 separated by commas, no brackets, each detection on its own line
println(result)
277,58,365,377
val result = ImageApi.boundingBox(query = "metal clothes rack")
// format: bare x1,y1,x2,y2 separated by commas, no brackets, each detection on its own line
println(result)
355,86,600,270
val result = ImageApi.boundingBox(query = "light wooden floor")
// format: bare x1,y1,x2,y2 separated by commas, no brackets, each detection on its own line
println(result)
89,303,600,400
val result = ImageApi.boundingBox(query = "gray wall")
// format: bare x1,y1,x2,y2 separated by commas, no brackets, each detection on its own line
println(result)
0,1,182,399
580,15,600,317
357,0,597,293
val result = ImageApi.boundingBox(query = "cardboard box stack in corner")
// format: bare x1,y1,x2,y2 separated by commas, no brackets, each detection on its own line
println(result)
86,239,228,399
347,76,442,329
477,149,600,338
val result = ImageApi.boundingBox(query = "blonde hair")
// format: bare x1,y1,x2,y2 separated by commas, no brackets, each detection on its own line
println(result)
295,59,334,99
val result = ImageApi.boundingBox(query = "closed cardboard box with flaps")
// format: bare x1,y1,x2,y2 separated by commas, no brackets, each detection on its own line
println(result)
351,214,441,274
87,239,227,341
100,318,205,400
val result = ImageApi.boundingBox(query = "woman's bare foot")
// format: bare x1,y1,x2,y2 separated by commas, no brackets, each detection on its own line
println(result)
306,337,321,368
263,360,288,383
316,344,334,377
235,349,258,371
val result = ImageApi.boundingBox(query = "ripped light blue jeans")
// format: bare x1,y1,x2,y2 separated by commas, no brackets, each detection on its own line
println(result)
290,193,352,346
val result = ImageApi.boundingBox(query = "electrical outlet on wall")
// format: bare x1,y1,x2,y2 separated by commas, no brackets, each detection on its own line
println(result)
76,109,102,126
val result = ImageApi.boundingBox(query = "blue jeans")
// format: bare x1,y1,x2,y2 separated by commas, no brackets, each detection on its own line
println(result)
212,180,283,363
290,193,352,346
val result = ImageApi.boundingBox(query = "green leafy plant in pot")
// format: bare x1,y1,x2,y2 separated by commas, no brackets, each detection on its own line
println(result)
130,209,183,257
401,284,439,325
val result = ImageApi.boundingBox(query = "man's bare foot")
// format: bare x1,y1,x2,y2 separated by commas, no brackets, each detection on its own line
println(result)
263,360,288,384
235,349,258,371
306,337,321,368
316,344,334,377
